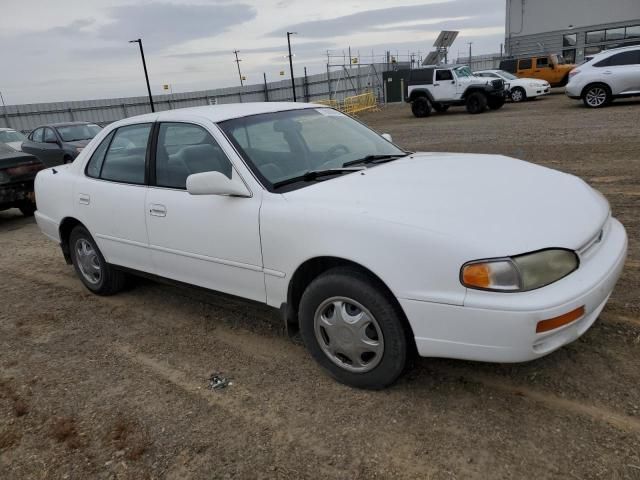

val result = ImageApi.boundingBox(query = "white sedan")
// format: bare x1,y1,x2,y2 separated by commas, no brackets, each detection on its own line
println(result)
34,103,627,389
476,69,551,102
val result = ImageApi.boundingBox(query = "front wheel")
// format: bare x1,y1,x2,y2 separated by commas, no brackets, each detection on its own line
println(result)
18,201,36,217
299,267,408,389
69,226,126,295
465,92,488,114
411,97,431,117
510,87,526,102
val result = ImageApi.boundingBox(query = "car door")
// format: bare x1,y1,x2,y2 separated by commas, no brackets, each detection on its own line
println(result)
434,69,457,99
145,121,265,302
597,50,640,94
40,127,65,166
75,122,154,272
22,128,58,166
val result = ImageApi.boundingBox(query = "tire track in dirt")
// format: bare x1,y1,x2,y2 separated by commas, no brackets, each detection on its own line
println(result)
6,264,640,443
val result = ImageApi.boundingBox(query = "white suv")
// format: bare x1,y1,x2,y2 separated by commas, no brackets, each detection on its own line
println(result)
566,45,640,108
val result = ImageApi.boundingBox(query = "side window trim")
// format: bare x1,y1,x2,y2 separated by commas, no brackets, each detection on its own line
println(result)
85,130,116,179
152,121,235,191
84,123,152,186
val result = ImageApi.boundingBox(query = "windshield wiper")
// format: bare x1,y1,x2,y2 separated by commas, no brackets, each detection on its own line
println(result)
342,153,409,167
272,167,363,189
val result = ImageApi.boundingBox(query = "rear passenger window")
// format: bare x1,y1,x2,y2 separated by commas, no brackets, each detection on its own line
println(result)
435,70,453,81
155,123,233,189
518,59,532,70
536,57,549,68
598,51,640,67
86,131,114,178
100,124,151,184
31,128,44,143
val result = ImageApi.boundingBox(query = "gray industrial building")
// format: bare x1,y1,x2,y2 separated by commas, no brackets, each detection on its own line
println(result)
506,0,640,63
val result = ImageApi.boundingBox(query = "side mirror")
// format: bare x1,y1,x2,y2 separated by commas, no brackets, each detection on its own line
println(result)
381,133,393,142
186,171,251,197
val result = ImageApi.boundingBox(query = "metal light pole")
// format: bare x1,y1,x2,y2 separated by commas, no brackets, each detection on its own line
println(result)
233,50,244,87
129,39,155,112
467,41,473,64
287,31,297,102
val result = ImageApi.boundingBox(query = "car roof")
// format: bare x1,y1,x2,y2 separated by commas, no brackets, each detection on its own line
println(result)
33,121,93,129
111,102,324,127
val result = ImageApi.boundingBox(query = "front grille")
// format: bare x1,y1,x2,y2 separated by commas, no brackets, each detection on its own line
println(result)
491,79,504,90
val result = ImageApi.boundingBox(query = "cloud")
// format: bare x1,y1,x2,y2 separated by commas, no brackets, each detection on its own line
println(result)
166,41,335,59
267,0,504,38
97,2,257,50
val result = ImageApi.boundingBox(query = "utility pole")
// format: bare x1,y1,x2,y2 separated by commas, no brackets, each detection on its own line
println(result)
233,50,244,103
233,50,244,87
128,38,155,112
287,32,297,101
263,72,269,102
467,42,473,64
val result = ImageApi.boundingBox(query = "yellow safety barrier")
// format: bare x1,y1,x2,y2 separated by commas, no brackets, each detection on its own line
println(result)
341,91,379,116
315,91,379,116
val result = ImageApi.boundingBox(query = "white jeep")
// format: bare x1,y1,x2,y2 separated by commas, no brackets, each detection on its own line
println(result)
406,65,508,117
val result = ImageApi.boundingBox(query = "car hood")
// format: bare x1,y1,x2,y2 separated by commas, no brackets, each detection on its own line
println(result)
282,153,608,257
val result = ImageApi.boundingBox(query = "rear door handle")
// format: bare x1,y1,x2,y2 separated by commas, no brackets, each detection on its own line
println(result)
79,193,90,205
149,204,167,217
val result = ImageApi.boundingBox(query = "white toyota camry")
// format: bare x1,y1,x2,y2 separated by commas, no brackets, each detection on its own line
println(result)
34,103,627,389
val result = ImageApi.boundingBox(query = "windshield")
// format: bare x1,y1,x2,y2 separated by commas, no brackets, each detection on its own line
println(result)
496,70,518,80
0,130,27,143
219,108,405,190
454,66,473,77
87,124,102,136
56,124,99,142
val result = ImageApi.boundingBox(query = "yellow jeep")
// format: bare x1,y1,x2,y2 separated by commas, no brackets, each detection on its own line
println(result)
500,54,575,87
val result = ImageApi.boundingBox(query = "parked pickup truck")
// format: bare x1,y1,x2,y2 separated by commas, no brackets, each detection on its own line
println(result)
500,54,575,87
0,143,45,216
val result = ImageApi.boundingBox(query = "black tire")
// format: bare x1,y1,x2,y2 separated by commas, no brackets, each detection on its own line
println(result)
299,267,408,390
69,226,126,295
487,96,506,110
433,103,450,113
465,92,488,114
510,87,526,103
411,97,431,118
582,83,612,108
18,201,36,217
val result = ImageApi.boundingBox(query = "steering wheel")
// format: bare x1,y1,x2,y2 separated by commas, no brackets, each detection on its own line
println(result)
317,144,351,169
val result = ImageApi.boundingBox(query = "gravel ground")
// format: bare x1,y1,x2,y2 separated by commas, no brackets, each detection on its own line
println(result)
1,93,639,480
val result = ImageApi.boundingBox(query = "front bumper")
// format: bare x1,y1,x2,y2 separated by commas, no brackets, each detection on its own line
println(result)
0,182,35,208
565,83,582,98
400,217,627,363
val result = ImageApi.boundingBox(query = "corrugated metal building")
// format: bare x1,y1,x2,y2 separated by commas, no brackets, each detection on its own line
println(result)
506,0,640,63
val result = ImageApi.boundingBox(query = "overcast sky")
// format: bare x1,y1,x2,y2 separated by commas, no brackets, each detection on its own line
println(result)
0,0,505,105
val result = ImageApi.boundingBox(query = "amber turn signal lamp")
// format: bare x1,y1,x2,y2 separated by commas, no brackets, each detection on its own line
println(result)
536,306,585,333
462,263,491,288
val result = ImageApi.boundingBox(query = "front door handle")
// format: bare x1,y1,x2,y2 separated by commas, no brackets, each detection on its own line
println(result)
149,204,167,217
79,193,90,205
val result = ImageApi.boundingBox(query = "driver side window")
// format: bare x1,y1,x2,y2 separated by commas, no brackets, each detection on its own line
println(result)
155,123,233,189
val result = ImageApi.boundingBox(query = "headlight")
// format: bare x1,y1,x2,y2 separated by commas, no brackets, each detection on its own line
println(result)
461,249,579,292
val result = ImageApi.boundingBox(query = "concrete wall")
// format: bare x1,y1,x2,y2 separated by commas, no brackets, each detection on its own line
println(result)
506,0,640,38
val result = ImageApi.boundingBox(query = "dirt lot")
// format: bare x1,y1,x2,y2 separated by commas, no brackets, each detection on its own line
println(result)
1,93,639,480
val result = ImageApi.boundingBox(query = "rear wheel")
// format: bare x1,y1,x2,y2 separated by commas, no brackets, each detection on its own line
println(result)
299,267,408,389
69,226,126,295
582,84,611,108
488,96,506,110
465,92,488,114
510,87,526,102
411,97,431,117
